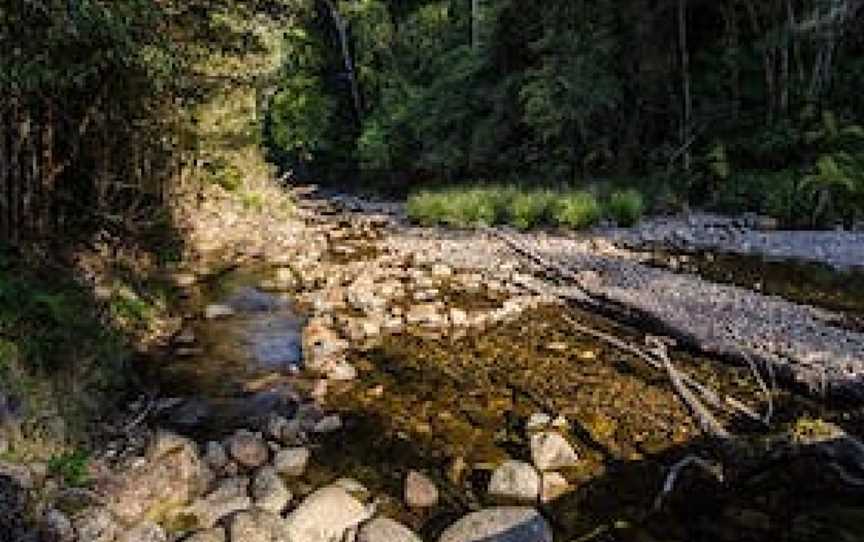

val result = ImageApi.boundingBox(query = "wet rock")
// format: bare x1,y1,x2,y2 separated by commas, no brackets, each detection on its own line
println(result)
274,447,310,477
73,507,118,542
204,441,229,471
40,508,74,542
226,429,269,468
183,476,251,529
530,432,579,471
116,521,167,542
204,304,235,319
284,485,371,542
405,470,439,508
251,466,292,514
312,414,342,434
438,507,553,542
488,461,540,503
358,517,423,542
105,432,207,525
540,472,571,504
230,508,291,542
183,528,226,542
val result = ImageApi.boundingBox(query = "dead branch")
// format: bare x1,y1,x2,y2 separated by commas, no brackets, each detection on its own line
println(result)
653,454,724,511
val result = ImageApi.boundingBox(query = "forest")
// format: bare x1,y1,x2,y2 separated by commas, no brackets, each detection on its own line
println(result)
2,2,864,542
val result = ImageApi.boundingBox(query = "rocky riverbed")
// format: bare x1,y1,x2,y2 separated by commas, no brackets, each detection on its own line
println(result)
5,190,864,542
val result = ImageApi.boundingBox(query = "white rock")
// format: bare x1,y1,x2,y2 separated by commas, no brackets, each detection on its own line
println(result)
358,517,422,542
438,507,553,542
274,447,310,477
488,461,540,502
284,486,371,542
530,432,579,471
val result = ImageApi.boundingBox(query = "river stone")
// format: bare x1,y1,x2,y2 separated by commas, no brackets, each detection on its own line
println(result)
204,304,235,319
540,472,572,503
312,414,342,434
73,507,118,542
284,485,371,542
326,360,358,381
525,413,551,433
251,466,292,514
230,508,291,542
274,447,310,477
438,507,553,542
358,517,422,542
183,476,251,529
105,433,207,525
405,470,439,508
116,521,167,542
488,461,540,502
530,432,579,471
184,528,226,542
226,429,269,468
204,441,229,471
40,508,74,542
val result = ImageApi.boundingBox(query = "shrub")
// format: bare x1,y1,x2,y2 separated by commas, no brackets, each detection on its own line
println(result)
606,189,645,226
552,191,602,229
406,190,450,226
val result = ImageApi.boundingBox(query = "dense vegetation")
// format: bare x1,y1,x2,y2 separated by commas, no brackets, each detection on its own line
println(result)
269,0,864,227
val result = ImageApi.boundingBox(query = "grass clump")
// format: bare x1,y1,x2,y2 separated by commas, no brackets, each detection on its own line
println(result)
606,189,645,226
506,190,556,230
553,191,602,228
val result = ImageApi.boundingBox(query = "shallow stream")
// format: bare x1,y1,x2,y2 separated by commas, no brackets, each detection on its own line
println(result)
147,257,864,541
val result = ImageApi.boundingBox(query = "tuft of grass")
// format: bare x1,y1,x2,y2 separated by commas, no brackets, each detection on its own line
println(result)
606,189,645,226
506,190,557,230
48,449,91,486
552,191,602,229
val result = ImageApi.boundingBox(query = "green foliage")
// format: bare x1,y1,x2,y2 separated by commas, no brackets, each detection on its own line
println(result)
48,450,91,487
553,192,602,229
606,189,645,226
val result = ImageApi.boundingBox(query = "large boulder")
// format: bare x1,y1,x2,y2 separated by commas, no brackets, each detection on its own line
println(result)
488,461,540,503
284,485,371,542
358,517,423,542
103,432,207,525
439,508,553,542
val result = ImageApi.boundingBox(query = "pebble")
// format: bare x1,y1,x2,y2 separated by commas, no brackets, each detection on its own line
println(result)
226,429,269,468
540,471,572,503
405,470,439,508
251,466,292,514
204,304,235,319
530,432,579,471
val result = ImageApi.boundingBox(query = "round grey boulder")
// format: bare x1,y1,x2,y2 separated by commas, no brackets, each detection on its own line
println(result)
439,507,552,542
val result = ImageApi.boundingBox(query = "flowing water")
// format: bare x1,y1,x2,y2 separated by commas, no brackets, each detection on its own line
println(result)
146,258,864,541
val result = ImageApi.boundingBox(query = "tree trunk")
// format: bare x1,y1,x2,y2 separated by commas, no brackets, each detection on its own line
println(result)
40,101,55,236
678,0,692,172
472,0,481,49
324,0,363,122
0,104,8,242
